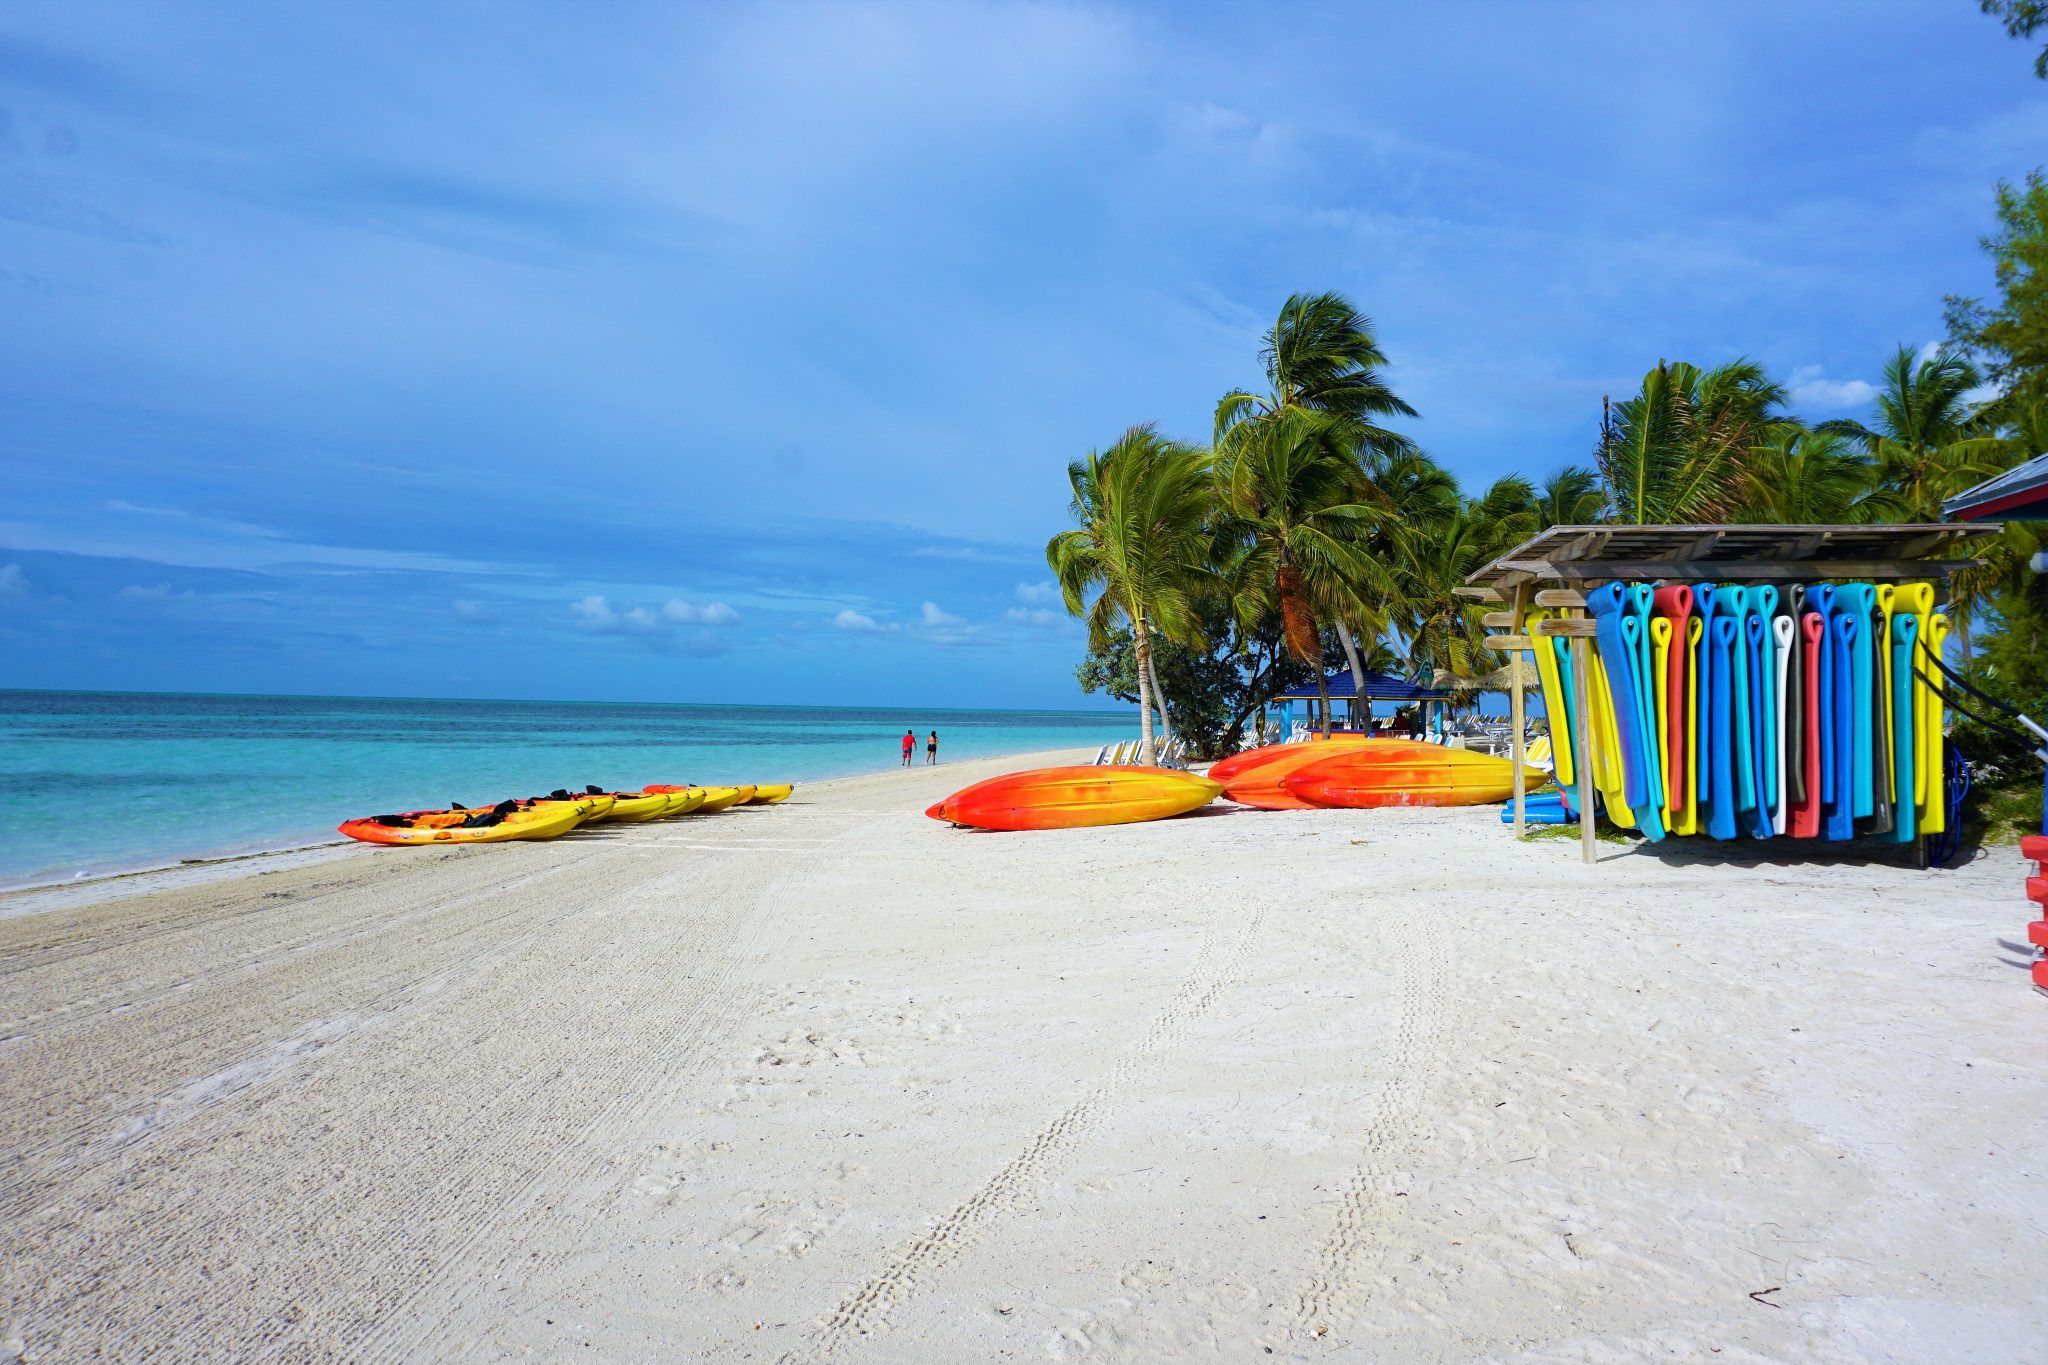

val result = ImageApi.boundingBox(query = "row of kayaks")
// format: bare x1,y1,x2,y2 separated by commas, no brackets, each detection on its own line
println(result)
339,782,793,845
927,738,1545,831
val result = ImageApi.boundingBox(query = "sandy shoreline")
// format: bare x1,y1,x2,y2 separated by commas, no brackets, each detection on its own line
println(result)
0,747,1100,917
3,747,2045,1361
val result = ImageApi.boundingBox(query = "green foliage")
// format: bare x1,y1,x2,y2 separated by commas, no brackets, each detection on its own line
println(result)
1980,0,2048,77
1074,602,1313,758
1947,172,2048,423
1595,360,1787,523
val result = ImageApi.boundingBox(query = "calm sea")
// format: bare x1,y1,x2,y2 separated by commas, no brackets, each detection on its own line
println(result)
0,690,1131,888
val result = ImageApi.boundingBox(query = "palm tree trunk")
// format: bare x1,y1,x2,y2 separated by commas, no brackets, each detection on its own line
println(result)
1335,619,1366,731
1145,632,1174,745
1134,619,1156,764
1316,665,1331,739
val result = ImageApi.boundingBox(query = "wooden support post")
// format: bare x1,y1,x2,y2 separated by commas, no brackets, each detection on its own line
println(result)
1508,583,1529,837
1570,627,1598,865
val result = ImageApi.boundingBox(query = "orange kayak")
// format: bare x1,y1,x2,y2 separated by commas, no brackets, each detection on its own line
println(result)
1206,734,1381,785
1222,739,1411,810
927,765,1222,831
1283,741,1547,809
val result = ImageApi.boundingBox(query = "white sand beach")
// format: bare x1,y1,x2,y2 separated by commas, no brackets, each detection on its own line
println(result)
3,748,2046,1362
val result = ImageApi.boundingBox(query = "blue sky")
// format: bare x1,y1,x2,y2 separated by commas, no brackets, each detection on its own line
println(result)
2,1,2044,707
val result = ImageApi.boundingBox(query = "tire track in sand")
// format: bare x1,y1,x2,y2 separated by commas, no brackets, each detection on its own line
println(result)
795,906,1270,1361
1296,905,1452,1330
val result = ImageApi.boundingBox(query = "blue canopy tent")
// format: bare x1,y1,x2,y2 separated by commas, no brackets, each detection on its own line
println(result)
1270,667,1452,739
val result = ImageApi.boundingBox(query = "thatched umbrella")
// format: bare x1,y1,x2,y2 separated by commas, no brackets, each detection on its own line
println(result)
1430,658,1540,695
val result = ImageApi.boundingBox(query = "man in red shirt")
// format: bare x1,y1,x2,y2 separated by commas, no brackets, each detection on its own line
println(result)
901,729,916,767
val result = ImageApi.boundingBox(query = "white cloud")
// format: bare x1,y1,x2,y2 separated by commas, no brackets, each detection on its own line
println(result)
662,598,739,625
1006,606,1065,626
920,600,963,627
1786,365,1876,414
0,563,26,597
575,593,740,635
834,608,885,631
452,598,497,622
116,582,194,602
1015,581,1059,604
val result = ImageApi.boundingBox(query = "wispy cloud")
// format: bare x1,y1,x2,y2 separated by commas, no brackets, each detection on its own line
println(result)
0,563,26,597
572,594,739,636
1786,365,1876,414
1015,581,1059,604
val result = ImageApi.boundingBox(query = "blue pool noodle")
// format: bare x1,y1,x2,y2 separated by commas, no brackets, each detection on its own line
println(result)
1691,583,1719,812
1588,584,1665,840
1707,615,1739,840
1833,584,1877,818
1835,618,1867,843
1807,585,1837,804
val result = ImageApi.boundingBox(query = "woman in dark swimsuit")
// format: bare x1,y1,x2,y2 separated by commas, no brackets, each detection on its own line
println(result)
926,731,938,765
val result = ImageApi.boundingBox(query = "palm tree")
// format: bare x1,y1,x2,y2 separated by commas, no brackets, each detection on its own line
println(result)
1736,425,1878,524
1047,425,1215,763
1214,292,1419,727
1596,360,1786,523
1213,407,1386,735
1822,345,2021,654
1213,291,1417,460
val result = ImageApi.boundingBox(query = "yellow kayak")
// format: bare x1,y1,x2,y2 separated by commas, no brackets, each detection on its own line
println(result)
694,785,746,813
745,783,794,804
658,788,709,816
593,790,675,823
340,798,595,845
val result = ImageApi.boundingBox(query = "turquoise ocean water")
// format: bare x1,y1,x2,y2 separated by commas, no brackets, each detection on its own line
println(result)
0,690,1131,889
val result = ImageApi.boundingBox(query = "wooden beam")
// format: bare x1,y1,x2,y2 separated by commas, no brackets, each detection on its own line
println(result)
1533,588,1586,608
1509,583,1529,839
1453,586,1504,602
1570,629,1597,866
1523,559,1977,582
1480,610,1519,629
1534,618,1598,638
1484,633,1533,650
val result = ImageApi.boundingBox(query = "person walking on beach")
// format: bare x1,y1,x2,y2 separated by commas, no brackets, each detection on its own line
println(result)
926,730,939,765
901,729,916,767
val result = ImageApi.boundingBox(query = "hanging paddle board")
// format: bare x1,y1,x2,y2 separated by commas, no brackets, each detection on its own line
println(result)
1651,616,1673,826
1653,585,1694,809
1792,613,1824,838
1772,614,1794,835
1524,607,1575,788
1825,613,1859,841
1589,585,1660,838
1670,617,1704,835
1706,614,1738,839
1890,612,1919,844
1922,612,1950,834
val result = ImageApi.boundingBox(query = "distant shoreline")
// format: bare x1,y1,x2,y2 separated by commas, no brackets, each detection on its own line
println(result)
0,744,1103,917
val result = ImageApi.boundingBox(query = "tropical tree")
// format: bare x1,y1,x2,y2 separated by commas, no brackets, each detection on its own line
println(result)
1213,291,1417,460
1735,425,1877,524
1824,344,2021,653
1046,425,1214,763
1213,291,1420,714
1596,360,1787,523
1212,407,1386,735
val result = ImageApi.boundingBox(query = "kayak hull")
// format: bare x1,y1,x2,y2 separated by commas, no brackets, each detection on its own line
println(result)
1283,742,1546,809
929,765,1221,831
1206,734,1381,786
340,800,593,845
1223,739,1413,810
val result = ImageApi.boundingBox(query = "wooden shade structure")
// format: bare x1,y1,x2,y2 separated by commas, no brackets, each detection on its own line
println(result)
1460,523,2002,863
